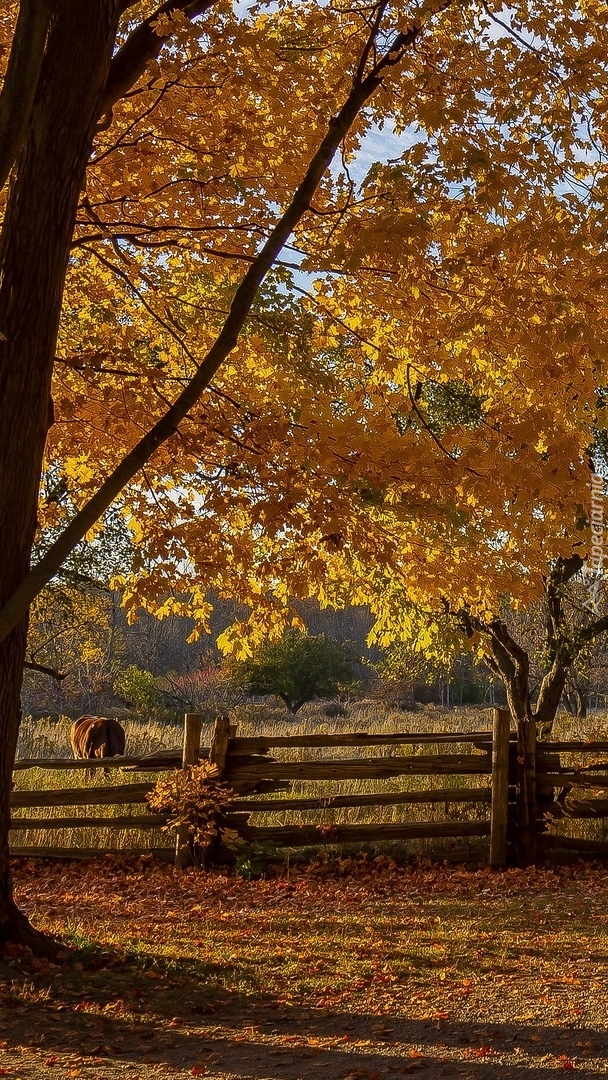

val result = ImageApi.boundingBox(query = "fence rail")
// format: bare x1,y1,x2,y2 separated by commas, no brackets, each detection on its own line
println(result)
231,731,492,751
225,754,491,783
10,712,497,865
11,783,153,808
9,845,174,861
239,821,491,846
230,788,492,812
12,749,205,771
11,708,608,866
12,756,170,771
10,814,166,831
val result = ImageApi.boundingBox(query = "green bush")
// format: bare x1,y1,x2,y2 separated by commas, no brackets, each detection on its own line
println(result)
114,665,161,712
230,629,359,714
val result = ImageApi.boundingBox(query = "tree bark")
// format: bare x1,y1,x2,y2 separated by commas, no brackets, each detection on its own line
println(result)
576,687,589,719
460,613,538,865
534,659,569,734
0,0,52,191
0,0,121,947
502,660,537,866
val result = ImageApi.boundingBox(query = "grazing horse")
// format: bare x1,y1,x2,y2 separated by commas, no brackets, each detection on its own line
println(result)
70,716,126,769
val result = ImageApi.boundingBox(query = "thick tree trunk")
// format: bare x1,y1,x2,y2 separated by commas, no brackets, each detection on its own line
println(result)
0,0,120,947
0,627,28,945
576,688,589,720
482,624,537,866
534,660,569,736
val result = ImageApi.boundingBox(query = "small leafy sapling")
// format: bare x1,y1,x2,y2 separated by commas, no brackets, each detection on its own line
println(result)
148,762,238,865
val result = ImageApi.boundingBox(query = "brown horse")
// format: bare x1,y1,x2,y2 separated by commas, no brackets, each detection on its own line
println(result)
70,716,126,767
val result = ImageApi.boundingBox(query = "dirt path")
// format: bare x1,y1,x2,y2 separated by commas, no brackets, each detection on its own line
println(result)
1,859,608,1078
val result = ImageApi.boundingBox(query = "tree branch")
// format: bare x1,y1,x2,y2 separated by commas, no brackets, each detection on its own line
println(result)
458,608,528,679
534,555,587,724
580,612,608,644
99,0,217,120
24,660,67,681
0,13,431,644
0,0,52,192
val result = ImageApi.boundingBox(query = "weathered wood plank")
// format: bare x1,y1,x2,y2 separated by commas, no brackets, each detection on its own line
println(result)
174,713,203,869
540,834,608,854
490,708,511,868
516,717,537,866
128,747,210,770
13,749,211,771
209,715,235,777
10,783,153,808
240,821,491,846
538,742,608,753
230,788,491,812
9,846,173,861
13,755,169,771
9,814,167,830
231,731,493,753
227,755,491,783
537,762,608,774
537,773,608,791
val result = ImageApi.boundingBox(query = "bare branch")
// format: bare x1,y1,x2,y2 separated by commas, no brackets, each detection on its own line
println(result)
24,660,67,681
580,612,608,645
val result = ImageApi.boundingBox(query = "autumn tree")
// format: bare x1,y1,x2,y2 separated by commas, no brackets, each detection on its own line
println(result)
2,0,608,940
0,0,485,949
377,615,483,707
23,583,120,713
455,556,608,732
22,506,134,712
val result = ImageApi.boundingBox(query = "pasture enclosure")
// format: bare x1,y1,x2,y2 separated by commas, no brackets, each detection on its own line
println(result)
10,709,608,865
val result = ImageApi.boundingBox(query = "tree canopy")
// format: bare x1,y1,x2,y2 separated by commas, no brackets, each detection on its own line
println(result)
3,0,608,647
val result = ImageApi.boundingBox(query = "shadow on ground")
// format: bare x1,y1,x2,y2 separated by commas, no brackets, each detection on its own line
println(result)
1,944,607,1079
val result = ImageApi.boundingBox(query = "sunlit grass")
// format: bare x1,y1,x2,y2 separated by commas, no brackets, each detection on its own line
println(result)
13,703,608,856
10,704,492,857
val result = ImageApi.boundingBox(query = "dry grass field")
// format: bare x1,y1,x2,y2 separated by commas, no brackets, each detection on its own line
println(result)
11,704,608,858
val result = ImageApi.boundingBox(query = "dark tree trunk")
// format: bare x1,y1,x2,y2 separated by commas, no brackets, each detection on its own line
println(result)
534,660,569,736
576,688,589,720
464,616,538,866
0,0,120,947
567,681,589,720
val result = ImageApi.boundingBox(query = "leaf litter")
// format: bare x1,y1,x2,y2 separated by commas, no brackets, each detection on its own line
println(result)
0,857,607,1077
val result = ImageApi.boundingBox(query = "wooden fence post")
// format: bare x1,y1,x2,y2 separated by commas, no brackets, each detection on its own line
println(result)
490,707,511,867
175,712,203,869
516,715,537,866
209,714,235,779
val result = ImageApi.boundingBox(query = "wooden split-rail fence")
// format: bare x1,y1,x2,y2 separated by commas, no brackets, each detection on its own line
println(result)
10,709,608,866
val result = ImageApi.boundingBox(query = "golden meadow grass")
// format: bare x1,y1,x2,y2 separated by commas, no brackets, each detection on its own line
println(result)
11,705,608,856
